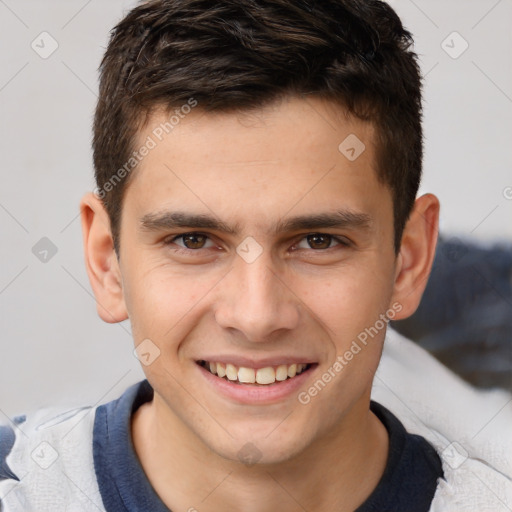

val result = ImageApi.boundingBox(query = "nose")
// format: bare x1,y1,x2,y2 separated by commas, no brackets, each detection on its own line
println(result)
214,251,301,342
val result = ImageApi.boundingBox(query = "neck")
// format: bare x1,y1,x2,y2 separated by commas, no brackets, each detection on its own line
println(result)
131,392,388,512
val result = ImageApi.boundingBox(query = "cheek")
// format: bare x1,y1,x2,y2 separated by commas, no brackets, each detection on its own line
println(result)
123,261,218,345
295,263,393,340
296,270,390,410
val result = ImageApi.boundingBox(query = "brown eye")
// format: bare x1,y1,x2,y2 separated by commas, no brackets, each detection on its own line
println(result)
294,233,349,252
306,233,333,250
180,233,208,249
164,232,217,257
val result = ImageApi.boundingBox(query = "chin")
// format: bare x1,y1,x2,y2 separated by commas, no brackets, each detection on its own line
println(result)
204,428,312,467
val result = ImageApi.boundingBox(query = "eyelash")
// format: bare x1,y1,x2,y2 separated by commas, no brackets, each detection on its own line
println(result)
163,232,351,255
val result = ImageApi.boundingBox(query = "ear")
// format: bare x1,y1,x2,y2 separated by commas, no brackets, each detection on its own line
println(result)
390,193,440,320
80,192,128,323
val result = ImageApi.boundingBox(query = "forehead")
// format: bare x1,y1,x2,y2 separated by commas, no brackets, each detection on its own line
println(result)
136,97,376,168
123,96,392,234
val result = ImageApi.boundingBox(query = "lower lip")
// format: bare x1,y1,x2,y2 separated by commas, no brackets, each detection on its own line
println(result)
197,363,317,405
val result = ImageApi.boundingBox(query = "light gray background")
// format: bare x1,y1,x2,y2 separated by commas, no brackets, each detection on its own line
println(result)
1,0,511,418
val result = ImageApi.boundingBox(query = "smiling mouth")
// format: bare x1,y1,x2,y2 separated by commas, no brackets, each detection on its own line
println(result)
197,360,314,385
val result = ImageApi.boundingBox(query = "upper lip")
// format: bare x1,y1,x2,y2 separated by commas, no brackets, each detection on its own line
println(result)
196,356,316,368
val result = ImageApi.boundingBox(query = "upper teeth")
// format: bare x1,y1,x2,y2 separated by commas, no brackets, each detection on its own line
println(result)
204,361,308,385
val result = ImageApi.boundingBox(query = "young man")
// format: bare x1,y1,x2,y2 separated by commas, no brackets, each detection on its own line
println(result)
1,1,509,511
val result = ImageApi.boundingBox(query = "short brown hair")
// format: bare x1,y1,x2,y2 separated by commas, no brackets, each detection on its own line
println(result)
93,0,423,254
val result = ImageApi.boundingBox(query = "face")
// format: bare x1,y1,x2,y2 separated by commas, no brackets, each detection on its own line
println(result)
115,97,402,463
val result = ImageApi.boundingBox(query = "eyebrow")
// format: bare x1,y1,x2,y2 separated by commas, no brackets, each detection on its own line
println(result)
139,209,373,236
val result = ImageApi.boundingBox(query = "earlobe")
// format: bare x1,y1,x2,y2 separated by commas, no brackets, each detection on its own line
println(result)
80,192,128,323
391,193,440,320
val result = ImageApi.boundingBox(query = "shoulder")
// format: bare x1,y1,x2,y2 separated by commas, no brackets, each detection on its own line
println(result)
431,458,512,511
373,329,512,510
0,404,104,511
